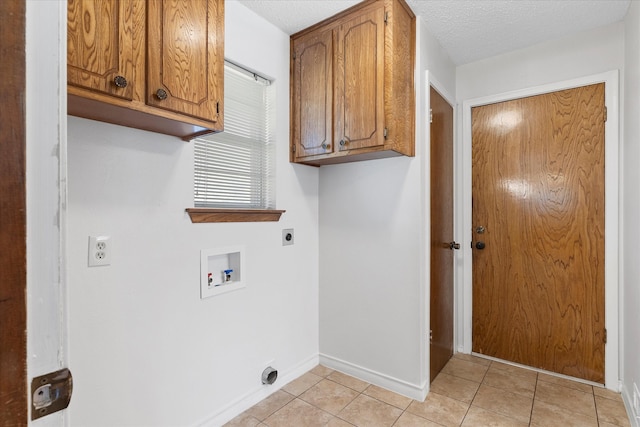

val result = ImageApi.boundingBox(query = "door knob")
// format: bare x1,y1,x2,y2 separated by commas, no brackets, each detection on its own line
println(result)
449,241,461,250
475,241,486,250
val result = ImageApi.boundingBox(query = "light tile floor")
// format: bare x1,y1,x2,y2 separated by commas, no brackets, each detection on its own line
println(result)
225,353,632,427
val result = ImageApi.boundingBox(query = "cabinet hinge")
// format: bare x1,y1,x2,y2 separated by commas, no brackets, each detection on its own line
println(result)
604,106,607,122
383,127,388,139
604,328,607,344
429,108,433,124
216,101,220,115
292,144,296,153
293,52,296,61
384,11,389,25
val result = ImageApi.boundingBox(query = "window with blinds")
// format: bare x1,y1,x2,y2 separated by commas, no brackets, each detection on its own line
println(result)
194,62,275,209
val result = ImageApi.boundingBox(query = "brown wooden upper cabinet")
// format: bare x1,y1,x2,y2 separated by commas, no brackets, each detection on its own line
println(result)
67,0,224,140
290,0,415,166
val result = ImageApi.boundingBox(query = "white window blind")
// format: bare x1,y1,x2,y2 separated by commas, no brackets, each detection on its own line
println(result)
194,62,275,209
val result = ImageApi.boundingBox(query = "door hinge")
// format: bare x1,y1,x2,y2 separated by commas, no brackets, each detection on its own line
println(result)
429,329,433,343
384,11,389,25
430,108,433,124
604,106,608,122
604,328,607,344
383,127,388,139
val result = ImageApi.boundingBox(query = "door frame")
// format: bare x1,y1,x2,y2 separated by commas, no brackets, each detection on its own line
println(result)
424,70,457,385
460,70,620,390
26,0,69,423
1,0,27,423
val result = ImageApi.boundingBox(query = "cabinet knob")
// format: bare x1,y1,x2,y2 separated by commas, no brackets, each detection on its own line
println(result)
113,75,128,88
155,89,168,100
321,143,330,150
339,139,347,147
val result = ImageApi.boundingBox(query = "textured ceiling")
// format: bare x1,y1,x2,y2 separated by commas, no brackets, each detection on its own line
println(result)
234,0,631,65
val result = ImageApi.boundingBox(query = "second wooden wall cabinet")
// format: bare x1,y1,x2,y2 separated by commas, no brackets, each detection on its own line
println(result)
290,0,416,166
67,0,224,140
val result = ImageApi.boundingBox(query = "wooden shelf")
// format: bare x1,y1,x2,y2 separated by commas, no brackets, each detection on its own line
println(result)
186,208,286,223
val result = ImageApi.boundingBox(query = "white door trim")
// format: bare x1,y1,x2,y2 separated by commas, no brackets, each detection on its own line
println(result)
460,70,620,390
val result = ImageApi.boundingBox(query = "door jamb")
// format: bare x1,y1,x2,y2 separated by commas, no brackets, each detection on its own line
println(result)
460,70,620,390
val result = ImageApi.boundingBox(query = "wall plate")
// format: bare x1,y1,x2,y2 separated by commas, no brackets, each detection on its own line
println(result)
282,229,294,246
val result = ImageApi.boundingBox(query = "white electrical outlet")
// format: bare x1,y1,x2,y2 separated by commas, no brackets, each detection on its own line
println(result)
88,236,111,267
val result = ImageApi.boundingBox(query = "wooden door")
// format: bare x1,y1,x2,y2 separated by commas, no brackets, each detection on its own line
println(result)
291,29,333,160
0,0,27,423
335,4,385,152
430,87,455,381
147,0,224,128
471,84,606,383
67,0,134,100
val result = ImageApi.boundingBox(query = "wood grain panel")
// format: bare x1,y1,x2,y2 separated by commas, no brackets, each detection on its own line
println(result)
147,0,223,126
0,0,27,424
384,0,415,155
335,5,384,151
186,209,286,223
430,87,454,381
289,0,415,165
161,0,207,103
67,0,134,100
472,84,606,383
292,29,333,158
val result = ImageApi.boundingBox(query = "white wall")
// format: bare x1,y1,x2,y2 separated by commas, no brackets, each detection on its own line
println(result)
456,22,624,387
66,2,319,426
318,17,455,399
623,3,640,423
456,22,624,101
26,1,67,425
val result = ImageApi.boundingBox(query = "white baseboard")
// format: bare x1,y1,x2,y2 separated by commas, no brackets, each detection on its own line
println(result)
195,354,319,427
622,384,640,427
319,353,428,401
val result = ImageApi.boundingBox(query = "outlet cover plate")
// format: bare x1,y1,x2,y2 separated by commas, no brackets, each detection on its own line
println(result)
88,236,111,267
282,229,294,246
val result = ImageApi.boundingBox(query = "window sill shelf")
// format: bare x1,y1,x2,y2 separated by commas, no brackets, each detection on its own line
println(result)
186,208,286,223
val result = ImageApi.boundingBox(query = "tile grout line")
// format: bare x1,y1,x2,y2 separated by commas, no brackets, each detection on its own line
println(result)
528,371,540,427
593,385,602,427
457,359,492,426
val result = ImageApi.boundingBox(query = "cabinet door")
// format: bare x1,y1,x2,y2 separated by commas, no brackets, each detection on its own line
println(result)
147,0,224,128
292,30,334,159
67,0,134,100
335,5,385,151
